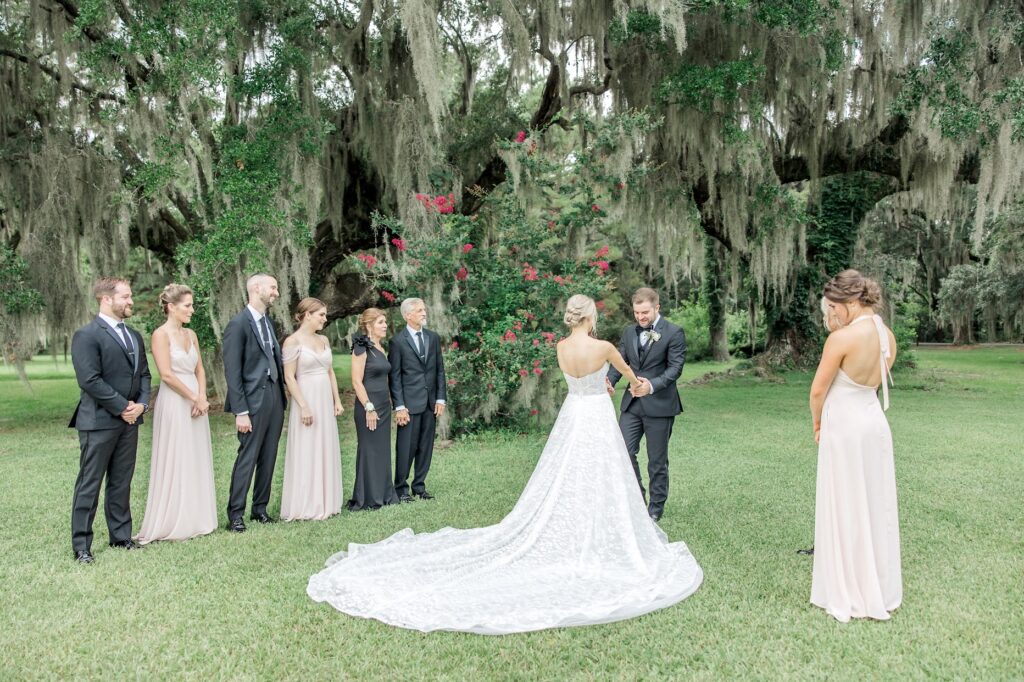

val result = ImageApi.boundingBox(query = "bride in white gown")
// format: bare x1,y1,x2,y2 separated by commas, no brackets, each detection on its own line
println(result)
307,295,703,634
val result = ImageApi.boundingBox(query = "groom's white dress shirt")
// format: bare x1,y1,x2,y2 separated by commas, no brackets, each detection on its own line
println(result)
637,314,661,394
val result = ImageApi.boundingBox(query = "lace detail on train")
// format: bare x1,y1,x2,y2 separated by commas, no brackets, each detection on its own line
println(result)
307,360,702,634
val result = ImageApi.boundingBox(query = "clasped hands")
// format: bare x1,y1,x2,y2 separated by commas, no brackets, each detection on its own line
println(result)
120,401,145,425
604,377,654,397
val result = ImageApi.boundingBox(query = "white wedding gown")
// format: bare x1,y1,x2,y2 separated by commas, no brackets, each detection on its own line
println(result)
307,363,703,634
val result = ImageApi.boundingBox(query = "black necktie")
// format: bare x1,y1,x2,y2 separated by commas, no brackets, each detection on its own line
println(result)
415,331,426,361
262,316,279,381
116,322,136,367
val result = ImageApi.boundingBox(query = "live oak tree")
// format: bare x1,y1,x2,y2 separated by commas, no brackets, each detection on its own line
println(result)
3,0,1023,390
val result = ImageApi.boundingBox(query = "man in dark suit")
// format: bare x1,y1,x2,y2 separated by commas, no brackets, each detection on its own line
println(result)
390,297,447,502
606,287,685,522
69,277,152,563
222,273,286,532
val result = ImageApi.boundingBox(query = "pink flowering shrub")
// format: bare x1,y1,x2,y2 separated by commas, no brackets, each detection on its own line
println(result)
363,191,612,432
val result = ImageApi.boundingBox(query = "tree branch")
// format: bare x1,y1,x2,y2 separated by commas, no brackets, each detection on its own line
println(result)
0,47,126,103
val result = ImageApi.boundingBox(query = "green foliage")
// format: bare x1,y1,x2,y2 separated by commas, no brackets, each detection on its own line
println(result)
668,297,712,362
367,191,612,434
657,56,766,113
0,244,44,316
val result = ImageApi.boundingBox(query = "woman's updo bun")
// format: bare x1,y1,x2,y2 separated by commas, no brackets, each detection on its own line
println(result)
159,283,193,315
563,294,597,331
823,269,882,309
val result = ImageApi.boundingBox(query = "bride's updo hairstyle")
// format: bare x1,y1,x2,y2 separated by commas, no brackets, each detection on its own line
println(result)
823,269,882,309
159,283,193,315
563,294,597,332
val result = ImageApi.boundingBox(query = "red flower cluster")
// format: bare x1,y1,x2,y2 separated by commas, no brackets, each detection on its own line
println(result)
594,245,609,258
522,263,539,281
503,330,518,342
449,341,459,350
356,253,378,268
553,275,572,285
515,130,527,143
530,408,539,416
456,266,468,281
518,368,529,377
591,204,602,213
462,243,474,254
596,300,606,311
391,237,407,252
589,260,610,275
380,290,396,303
532,359,543,376
541,332,556,343
415,193,457,214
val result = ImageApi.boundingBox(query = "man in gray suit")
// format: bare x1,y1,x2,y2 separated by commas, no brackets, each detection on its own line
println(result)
390,298,447,502
69,277,152,563
606,287,686,522
222,273,286,532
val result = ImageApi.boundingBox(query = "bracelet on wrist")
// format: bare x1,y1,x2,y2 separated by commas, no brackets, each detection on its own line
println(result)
364,401,376,412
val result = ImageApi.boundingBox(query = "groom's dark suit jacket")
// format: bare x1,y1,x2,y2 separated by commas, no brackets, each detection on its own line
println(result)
606,316,685,417
69,317,152,430
389,327,447,414
222,309,286,416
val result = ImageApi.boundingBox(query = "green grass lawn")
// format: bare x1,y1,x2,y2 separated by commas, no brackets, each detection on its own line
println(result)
0,348,1021,679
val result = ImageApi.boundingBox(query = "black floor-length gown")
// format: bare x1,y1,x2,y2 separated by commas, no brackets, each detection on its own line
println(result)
348,337,399,510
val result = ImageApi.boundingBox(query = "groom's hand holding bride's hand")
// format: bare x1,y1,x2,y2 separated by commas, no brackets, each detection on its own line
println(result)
605,378,615,395
629,378,653,397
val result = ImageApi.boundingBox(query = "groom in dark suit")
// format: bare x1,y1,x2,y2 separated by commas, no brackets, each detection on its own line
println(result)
222,273,286,532
606,287,685,522
69,277,152,563
390,297,447,502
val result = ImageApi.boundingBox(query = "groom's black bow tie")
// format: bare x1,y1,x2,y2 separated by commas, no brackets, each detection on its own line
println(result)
636,324,654,334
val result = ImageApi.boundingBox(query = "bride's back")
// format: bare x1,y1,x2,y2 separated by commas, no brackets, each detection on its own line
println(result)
557,335,612,378
837,317,896,387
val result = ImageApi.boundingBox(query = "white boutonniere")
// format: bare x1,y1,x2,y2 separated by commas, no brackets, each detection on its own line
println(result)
648,331,661,344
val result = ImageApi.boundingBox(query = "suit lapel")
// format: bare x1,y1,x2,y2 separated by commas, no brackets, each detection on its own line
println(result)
405,328,427,366
247,311,274,361
638,317,664,368
96,318,134,367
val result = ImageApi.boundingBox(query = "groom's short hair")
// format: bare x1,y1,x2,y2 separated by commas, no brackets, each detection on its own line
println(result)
632,288,659,306
246,273,274,291
92,277,129,302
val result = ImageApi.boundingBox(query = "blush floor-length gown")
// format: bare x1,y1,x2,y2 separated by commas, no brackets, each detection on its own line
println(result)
280,344,342,521
811,314,902,622
136,341,217,544
307,363,702,634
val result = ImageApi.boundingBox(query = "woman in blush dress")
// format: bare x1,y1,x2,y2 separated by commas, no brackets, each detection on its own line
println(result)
347,308,399,511
809,270,901,623
136,284,217,544
280,298,344,521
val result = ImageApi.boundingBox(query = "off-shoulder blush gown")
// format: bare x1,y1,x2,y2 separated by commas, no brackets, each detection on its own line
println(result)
308,363,702,634
811,314,902,622
280,343,342,521
136,341,217,544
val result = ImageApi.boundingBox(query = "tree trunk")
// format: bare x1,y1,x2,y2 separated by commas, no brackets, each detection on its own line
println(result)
703,236,730,361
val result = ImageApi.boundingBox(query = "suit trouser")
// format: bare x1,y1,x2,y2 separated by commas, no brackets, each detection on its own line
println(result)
72,423,139,551
227,380,284,520
619,402,675,515
394,409,436,496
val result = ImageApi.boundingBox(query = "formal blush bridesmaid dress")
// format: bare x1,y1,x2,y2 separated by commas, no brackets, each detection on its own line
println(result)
136,340,217,544
811,314,902,622
280,343,342,521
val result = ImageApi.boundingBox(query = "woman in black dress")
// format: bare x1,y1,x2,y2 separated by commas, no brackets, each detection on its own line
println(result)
348,308,400,510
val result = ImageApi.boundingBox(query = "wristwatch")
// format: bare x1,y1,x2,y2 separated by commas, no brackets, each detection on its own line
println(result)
364,402,376,413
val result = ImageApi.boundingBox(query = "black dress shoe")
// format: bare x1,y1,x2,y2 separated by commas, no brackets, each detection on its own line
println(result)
227,518,247,533
416,491,435,500
649,511,663,522
74,550,95,564
796,546,814,556
109,539,142,550
250,512,276,524
399,494,415,503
